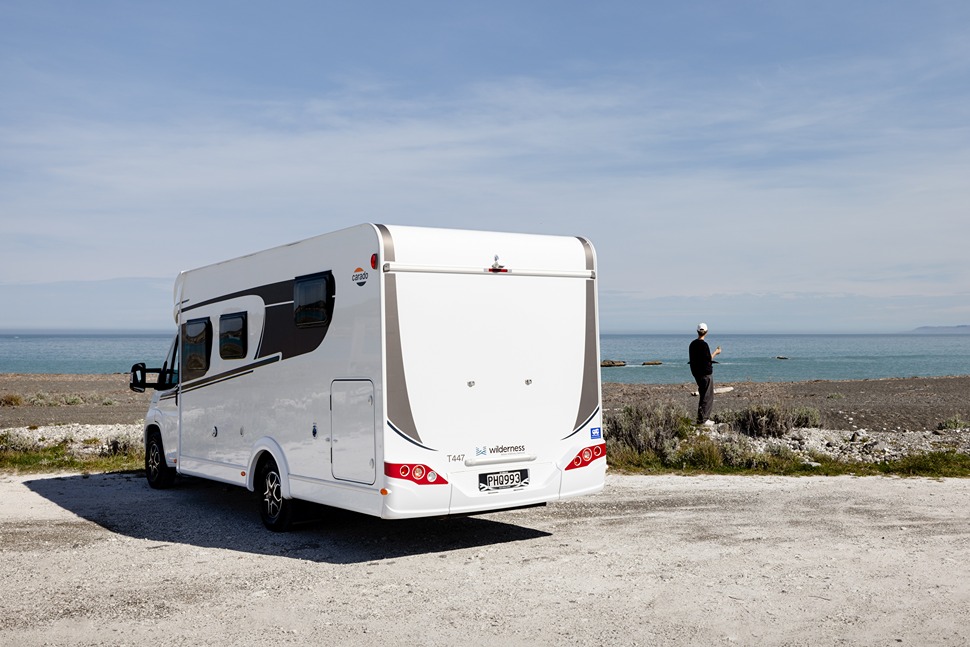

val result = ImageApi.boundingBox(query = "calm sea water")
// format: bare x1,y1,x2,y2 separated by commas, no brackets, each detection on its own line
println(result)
1,332,968,383
0,333,173,375
601,334,970,384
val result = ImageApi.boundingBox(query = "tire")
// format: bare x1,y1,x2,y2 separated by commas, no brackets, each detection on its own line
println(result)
257,456,295,532
145,430,176,489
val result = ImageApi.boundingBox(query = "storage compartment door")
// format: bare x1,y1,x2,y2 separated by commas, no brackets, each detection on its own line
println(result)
331,380,376,484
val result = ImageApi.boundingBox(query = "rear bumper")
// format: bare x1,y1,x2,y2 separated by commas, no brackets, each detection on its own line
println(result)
379,457,605,519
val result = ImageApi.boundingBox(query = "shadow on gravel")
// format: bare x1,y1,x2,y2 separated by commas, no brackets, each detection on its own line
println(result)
24,472,552,563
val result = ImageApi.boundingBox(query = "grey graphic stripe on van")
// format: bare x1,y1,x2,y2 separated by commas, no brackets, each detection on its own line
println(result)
576,236,595,271
375,223,395,262
570,274,600,435
383,272,423,446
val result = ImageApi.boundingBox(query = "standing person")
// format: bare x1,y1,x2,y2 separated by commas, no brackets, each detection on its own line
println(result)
689,322,722,426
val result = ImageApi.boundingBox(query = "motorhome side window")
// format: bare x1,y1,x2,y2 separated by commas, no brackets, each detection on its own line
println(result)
182,317,212,381
219,313,247,360
294,272,335,328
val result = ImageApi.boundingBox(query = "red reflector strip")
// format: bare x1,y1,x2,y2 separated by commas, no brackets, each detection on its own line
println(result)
384,463,449,485
565,443,606,470
487,268,508,273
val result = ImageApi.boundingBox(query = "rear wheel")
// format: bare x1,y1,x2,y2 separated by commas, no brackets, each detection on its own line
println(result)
145,430,176,489
257,456,295,532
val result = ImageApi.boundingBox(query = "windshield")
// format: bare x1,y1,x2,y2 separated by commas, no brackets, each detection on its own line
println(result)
163,335,179,387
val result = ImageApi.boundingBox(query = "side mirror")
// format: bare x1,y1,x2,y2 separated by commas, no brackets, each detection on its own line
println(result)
130,363,147,393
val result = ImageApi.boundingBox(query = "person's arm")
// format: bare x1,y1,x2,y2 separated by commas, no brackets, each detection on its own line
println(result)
711,345,721,359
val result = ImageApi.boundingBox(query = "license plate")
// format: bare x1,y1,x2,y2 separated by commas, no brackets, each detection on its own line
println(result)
479,469,529,492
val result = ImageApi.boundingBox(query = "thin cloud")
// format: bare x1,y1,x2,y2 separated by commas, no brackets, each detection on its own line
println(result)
1,2,968,330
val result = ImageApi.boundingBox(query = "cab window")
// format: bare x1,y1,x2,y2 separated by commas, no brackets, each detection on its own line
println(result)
182,317,212,381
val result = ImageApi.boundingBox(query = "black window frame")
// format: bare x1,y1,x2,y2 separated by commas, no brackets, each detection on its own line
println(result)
294,271,335,329
181,317,212,382
219,312,248,360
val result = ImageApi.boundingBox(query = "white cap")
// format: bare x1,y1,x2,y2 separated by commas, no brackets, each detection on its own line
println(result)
697,322,708,333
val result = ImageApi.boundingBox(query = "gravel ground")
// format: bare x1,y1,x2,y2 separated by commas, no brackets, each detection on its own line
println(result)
603,375,970,434
0,374,151,429
2,374,970,645
1,472,969,646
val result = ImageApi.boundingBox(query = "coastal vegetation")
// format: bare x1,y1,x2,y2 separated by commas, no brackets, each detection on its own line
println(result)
938,415,969,431
0,429,141,474
605,402,970,478
1,391,116,407
2,376,968,478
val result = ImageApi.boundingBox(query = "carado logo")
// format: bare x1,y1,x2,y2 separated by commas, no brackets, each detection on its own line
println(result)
352,267,369,287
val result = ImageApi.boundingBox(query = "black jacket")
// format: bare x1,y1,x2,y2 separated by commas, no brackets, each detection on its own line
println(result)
689,338,713,377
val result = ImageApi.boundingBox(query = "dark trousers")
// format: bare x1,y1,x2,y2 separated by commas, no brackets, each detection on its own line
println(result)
694,373,714,422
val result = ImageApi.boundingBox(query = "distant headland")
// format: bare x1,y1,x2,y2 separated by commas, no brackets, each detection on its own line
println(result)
910,325,970,335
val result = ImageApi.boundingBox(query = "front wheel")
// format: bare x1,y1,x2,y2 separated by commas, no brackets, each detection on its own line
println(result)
145,430,176,489
257,457,295,532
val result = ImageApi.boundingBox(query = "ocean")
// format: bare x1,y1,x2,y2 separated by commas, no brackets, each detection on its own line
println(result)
0,333,173,375
601,334,970,384
0,332,968,384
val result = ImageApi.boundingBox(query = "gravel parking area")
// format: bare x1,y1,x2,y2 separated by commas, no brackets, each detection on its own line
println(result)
2,472,968,646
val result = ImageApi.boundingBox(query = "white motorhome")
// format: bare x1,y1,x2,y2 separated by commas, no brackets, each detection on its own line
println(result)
130,224,605,530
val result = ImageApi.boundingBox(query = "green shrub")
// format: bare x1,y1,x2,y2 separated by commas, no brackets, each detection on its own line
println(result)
721,404,822,437
27,392,60,407
605,443,665,471
1,393,24,407
605,402,695,470
877,451,970,477
719,436,758,469
791,406,822,428
674,436,724,470
606,402,694,454
730,405,792,437
937,416,969,431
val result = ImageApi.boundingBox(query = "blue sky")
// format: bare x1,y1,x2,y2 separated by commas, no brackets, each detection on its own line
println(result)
1,1,968,332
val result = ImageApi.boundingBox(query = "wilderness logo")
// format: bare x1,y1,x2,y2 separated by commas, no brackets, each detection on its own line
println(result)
476,444,526,456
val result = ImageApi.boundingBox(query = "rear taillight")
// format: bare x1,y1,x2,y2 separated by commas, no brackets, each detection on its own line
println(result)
565,443,606,470
384,463,448,485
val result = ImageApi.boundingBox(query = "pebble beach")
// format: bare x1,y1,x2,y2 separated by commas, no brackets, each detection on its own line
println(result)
2,373,969,463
